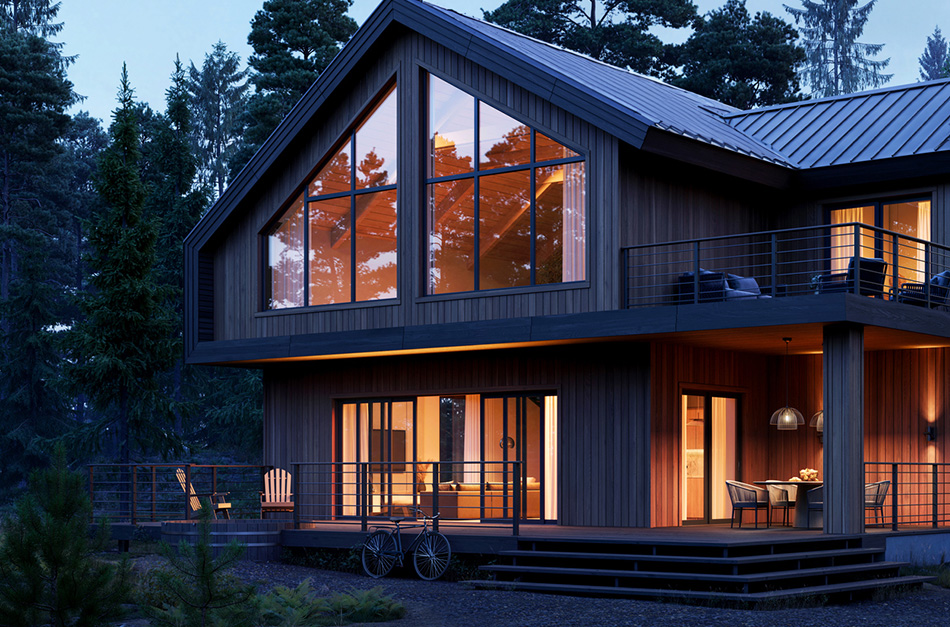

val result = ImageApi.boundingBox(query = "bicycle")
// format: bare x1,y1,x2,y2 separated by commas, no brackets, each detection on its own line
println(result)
361,508,452,580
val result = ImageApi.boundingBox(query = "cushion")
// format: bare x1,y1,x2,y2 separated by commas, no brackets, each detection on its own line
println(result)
726,273,761,295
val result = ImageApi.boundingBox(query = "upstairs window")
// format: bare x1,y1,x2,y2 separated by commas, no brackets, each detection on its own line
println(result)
426,74,586,295
265,84,398,309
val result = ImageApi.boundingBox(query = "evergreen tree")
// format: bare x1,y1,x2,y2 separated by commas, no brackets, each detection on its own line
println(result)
229,0,358,177
0,0,63,38
919,26,948,81
483,0,696,77
188,41,249,199
674,0,805,109
64,66,178,464
784,0,891,97
0,447,131,626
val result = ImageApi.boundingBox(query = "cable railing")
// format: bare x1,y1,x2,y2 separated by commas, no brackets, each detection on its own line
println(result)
291,460,527,536
88,463,269,523
623,223,950,309
864,462,950,531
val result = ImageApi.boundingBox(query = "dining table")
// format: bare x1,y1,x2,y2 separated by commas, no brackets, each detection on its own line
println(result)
754,480,822,529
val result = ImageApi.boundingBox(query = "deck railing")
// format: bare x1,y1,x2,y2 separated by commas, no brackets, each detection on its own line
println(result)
864,462,950,530
88,463,269,523
291,460,525,536
623,223,950,309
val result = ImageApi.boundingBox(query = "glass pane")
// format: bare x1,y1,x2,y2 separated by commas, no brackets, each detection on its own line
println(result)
429,75,474,178
479,103,530,170
883,200,931,287
309,142,351,197
709,397,737,521
427,180,475,294
355,85,397,189
535,163,586,284
355,190,398,301
536,132,579,162
479,170,531,289
682,395,705,522
266,193,306,309
830,206,875,273
309,196,352,305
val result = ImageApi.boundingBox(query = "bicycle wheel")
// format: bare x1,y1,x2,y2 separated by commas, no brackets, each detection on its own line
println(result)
412,531,451,580
362,531,398,578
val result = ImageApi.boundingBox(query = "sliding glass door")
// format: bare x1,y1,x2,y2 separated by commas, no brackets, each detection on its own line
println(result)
682,392,738,524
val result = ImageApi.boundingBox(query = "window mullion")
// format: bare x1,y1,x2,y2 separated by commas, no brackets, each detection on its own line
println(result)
530,130,537,285
474,97,480,291
304,201,310,307
350,133,357,303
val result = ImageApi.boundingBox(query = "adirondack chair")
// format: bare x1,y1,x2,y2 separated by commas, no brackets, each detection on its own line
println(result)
176,468,231,519
261,468,294,519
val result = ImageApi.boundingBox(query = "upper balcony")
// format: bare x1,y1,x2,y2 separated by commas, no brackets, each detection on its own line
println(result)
622,223,950,313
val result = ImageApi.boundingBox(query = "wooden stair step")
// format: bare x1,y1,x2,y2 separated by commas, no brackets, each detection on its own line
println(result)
464,575,933,604
499,546,884,566
480,560,905,584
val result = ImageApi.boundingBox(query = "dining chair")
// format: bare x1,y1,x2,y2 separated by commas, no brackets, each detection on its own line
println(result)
725,480,769,529
767,483,796,527
865,480,890,527
806,485,823,527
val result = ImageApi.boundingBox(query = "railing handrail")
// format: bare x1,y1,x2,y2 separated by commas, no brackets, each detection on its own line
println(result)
620,221,948,254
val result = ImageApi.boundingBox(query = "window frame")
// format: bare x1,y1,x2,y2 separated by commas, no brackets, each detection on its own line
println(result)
421,71,588,297
260,79,399,312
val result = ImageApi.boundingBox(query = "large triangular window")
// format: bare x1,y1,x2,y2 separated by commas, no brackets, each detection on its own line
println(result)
426,73,586,295
265,84,398,309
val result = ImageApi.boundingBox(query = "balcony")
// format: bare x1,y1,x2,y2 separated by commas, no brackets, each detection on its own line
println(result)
622,223,950,310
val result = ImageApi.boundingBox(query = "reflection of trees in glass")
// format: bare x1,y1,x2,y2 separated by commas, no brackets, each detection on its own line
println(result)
268,201,305,308
479,171,531,288
355,191,397,301
309,200,349,305
310,148,350,196
357,148,390,189
431,132,473,177
482,124,531,170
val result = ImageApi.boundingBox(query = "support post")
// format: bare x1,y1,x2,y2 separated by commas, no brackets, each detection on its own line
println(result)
823,323,865,534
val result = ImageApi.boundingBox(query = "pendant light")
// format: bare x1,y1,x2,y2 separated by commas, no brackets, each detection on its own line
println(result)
770,337,804,430
809,410,823,433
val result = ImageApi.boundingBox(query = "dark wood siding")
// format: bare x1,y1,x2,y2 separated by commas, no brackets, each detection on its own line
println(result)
263,343,651,528
207,31,616,344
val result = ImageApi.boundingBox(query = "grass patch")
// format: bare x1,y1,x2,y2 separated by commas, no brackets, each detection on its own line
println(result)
902,563,950,588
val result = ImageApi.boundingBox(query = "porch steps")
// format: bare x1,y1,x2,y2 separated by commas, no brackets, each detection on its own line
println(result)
466,534,932,607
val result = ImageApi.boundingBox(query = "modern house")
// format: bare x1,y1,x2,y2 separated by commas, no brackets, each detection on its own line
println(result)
182,0,950,540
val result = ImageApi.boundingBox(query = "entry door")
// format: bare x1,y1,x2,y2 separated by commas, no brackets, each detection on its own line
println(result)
681,393,738,524
481,395,546,520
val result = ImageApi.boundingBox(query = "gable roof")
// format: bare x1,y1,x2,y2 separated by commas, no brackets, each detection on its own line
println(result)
726,78,950,170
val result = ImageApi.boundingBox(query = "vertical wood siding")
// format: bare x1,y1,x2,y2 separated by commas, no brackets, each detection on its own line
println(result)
263,343,651,528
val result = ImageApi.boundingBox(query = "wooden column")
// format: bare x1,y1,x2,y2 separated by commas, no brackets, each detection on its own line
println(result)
822,323,864,535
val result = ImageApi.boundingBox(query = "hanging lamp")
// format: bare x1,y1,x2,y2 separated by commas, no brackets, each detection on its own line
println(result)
810,410,823,433
770,337,804,430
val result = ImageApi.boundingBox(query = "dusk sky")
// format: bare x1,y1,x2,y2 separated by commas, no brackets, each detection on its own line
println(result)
56,0,950,125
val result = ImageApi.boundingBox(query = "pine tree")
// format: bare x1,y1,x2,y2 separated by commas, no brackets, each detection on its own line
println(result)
229,0,358,177
674,0,805,109
64,66,178,464
0,447,131,626
188,41,249,199
919,26,948,81
483,0,696,77
784,0,891,97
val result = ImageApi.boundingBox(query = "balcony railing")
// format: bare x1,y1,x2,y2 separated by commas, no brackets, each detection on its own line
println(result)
865,462,950,530
292,461,526,536
623,223,950,309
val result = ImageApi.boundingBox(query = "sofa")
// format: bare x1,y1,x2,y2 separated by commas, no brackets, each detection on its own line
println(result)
419,478,541,519
677,269,773,303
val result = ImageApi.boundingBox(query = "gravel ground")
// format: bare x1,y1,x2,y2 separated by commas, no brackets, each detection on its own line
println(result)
126,554,950,627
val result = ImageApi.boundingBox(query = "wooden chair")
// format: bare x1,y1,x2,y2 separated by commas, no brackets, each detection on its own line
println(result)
176,468,231,519
261,468,294,519
767,483,796,527
725,480,768,528
865,480,890,527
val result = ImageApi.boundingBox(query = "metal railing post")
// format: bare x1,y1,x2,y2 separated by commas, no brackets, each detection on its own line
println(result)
131,466,138,525
934,463,939,528
432,461,439,533
692,241,701,303
185,465,192,521
891,463,899,531
513,461,520,537
292,463,300,530
151,466,157,522
890,233,899,299
853,224,861,295
88,466,95,522
212,465,218,497
360,463,368,532
770,233,778,296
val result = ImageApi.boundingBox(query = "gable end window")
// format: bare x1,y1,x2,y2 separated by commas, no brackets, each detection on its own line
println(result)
265,83,398,310
425,73,586,295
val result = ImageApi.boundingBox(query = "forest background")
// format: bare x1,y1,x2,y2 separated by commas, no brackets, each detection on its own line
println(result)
0,0,944,501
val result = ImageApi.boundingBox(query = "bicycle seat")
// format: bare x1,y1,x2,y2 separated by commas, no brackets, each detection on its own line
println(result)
389,516,405,523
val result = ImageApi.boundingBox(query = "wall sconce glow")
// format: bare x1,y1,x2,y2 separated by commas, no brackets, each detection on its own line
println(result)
925,425,937,441
770,338,804,430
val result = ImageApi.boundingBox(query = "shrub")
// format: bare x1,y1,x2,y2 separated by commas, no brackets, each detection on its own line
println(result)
0,446,131,626
258,581,405,627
